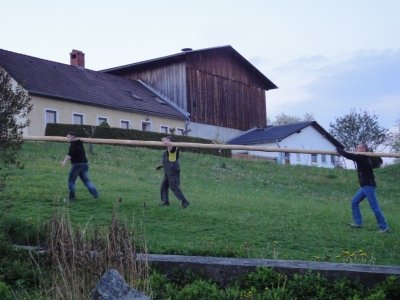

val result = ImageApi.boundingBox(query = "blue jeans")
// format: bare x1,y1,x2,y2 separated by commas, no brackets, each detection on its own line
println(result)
68,163,98,199
351,186,388,230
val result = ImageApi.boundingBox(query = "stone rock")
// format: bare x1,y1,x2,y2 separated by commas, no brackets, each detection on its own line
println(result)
91,269,149,300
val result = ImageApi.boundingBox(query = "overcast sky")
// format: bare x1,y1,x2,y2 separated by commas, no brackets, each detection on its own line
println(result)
2,0,399,132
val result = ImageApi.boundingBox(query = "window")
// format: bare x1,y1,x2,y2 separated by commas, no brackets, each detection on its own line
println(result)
73,113,84,125
177,128,185,136
160,125,168,134
141,121,151,132
321,154,327,164
45,110,57,124
296,153,301,161
311,154,318,163
97,117,108,126
120,120,130,129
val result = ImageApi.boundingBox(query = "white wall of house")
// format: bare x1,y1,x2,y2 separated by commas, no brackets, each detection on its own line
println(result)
188,122,243,142
25,95,186,136
4,73,31,137
24,95,244,141
232,126,339,168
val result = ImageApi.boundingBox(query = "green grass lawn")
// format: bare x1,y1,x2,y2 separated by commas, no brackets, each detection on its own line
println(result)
1,141,399,265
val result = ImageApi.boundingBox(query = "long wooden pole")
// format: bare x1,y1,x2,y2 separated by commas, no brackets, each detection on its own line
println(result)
23,136,400,158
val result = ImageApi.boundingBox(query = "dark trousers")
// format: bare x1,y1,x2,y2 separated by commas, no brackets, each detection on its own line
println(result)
160,171,187,203
68,163,98,199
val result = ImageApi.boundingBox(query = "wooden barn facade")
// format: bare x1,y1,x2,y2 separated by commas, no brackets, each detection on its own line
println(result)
103,46,277,132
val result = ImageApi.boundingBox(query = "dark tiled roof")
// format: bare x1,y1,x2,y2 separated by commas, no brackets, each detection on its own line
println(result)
0,48,186,119
102,45,278,91
228,121,343,148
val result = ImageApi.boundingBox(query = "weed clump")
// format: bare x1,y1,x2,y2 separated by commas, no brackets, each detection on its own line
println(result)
43,203,150,299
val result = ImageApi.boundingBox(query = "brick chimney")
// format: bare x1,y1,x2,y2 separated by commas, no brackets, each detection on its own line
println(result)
70,49,85,68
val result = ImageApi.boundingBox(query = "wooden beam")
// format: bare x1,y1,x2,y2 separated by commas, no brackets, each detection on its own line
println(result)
23,136,400,158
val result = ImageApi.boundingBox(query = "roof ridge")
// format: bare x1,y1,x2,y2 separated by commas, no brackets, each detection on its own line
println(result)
100,45,234,72
0,48,186,120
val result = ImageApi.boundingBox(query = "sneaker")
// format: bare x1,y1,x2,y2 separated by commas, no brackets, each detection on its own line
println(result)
347,223,362,228
159,201,170,206
69,192,75,201
379,228,390,233
182,200,190,209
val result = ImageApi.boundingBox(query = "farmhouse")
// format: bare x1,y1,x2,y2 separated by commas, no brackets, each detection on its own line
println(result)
0,46,277,141
0,48,187,137
228,121,344,168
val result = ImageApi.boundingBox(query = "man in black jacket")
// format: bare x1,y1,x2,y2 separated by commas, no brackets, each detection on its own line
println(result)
62,132,99,201
337,143,389,233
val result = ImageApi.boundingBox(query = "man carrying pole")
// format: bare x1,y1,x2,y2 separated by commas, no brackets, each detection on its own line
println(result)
62,132,99,201
337,143,389,233
157,136,190,209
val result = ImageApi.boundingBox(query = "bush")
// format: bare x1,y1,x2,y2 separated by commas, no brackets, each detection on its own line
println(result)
0,231,42,293
174,279,224,300
0,281,12,300
0,214,45,245
147,267,399,299
369,276,400,300
45,123,231,157
287,271,330,299
149,271,176,299
327,277,364,299
239,267,287,292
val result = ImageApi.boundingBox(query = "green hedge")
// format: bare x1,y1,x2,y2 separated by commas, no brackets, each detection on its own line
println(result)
45,123,231,157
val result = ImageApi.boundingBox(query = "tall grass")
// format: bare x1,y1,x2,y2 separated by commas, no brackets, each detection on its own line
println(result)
1,141,399,266
42,203,150,299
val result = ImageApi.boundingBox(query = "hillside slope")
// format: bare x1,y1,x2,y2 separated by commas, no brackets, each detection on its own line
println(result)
1,141,399,265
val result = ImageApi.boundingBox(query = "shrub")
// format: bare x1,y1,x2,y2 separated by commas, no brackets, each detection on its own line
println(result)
239,267,287,292
174,279,224,300
287,271,330,299
147,269,400,300
368,276,400,300
0,231,43,294
0,281,12,300
0,214,45,245
45,123,231,157
149,271,177,300
327,277,364,299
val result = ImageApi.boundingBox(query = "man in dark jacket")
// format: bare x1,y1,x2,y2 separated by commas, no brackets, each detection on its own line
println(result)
158,136,190,208
62,132,99,201
337,143,389,233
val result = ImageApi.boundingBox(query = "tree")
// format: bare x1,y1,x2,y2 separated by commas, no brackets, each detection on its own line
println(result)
270,112,314,126
391,118,400,151
390,118,400,163
329,109,389,151
0,68,32,189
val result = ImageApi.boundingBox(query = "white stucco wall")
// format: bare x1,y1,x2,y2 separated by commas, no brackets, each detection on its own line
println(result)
188,122,243,142
232,126,339,168
25,96,186,136
24,96,244,142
